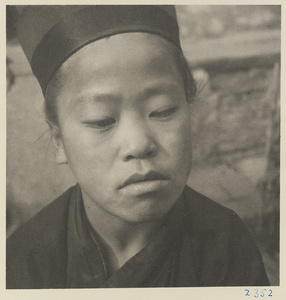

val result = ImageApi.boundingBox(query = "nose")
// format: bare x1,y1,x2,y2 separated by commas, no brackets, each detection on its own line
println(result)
119,117,157,161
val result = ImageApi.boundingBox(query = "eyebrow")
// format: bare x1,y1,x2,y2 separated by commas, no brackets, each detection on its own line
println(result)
141,83,180,100
71,82,182,108
71,93,121,108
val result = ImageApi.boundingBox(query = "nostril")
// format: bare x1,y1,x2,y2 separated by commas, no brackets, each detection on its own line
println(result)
124,148,156,161
125,154,135,161
146,150,155,158
120,128,157,161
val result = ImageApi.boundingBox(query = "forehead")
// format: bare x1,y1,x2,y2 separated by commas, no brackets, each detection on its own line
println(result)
49,32,184,107
59,32,180,77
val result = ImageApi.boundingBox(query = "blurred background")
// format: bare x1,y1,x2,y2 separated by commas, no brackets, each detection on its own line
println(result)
6,5,280,285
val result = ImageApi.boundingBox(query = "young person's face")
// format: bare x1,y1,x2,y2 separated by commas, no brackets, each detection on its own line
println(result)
54,33,193,223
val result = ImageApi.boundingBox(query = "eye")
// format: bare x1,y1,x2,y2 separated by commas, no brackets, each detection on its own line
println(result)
149,107,178,119
84,117,116,129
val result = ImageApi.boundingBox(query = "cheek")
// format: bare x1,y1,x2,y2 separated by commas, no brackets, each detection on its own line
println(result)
174,127,192,170
59,121,120,188
168,114,192,176
58,123,97,172
167,112,192,155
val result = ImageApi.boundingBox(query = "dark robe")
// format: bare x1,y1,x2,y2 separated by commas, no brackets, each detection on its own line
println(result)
6,184,269,288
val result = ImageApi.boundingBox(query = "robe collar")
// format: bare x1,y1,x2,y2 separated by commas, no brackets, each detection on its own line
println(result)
65,185,197,288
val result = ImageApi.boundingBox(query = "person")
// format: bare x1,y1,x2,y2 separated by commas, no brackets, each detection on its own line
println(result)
6,5,270,288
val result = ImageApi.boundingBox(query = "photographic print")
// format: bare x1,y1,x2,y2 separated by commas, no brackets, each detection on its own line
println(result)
5,2,281,297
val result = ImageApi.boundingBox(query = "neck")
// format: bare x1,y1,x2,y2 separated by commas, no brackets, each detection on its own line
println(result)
82,193,163,270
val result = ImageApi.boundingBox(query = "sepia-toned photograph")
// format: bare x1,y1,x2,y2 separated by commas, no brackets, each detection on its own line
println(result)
6,4,280,289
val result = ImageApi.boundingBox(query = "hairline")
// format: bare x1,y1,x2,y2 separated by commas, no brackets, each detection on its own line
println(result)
44,34,196,128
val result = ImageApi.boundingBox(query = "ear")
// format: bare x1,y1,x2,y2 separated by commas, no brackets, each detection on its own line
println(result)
52,127,68,165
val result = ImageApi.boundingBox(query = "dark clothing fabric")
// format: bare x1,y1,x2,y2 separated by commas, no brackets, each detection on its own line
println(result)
6,185,270,289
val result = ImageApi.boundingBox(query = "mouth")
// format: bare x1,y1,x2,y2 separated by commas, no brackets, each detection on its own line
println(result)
118,171,169,191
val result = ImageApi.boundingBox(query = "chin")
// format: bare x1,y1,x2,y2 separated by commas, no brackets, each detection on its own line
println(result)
122,200,177,224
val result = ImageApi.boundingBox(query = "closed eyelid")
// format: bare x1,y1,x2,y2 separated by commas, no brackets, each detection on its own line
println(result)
149,106,178,118
83,117,116,129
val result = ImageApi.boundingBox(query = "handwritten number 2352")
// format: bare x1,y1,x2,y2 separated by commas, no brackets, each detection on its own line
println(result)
245,289,272,298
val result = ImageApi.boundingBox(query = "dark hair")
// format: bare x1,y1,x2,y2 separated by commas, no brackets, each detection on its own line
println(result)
44,37,196,128
44,70,66,128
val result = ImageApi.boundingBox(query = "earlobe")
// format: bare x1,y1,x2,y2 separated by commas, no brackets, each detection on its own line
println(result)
52,127,68,165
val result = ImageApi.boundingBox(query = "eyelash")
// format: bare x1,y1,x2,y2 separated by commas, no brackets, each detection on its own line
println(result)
85,118,116,129
84,107,178,129
149,107,178,119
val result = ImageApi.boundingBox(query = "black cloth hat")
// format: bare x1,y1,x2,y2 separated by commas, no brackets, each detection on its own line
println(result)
17,5,181,94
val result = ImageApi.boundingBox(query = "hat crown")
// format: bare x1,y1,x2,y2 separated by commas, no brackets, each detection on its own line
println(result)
17,5,181,94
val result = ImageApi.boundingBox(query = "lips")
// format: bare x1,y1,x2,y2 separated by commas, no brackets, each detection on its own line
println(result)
118,170,169,190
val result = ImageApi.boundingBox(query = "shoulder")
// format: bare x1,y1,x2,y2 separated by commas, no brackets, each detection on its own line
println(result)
181,185,269,286
182,185,254,247
7,186,74,248
6,185,76,288
182,185,239,231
